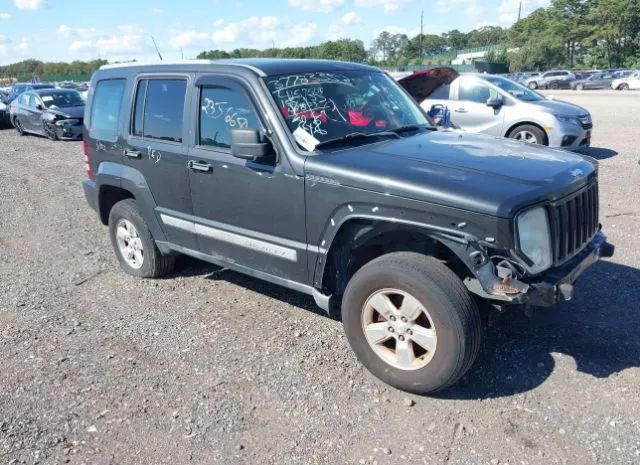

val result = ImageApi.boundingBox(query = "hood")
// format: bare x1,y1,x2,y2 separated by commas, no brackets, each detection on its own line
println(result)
527,98,589,116
46,105,85,119
397,67,459,102
305,130,597,218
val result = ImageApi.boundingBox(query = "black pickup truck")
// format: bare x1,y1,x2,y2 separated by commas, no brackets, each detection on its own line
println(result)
82,59,614,394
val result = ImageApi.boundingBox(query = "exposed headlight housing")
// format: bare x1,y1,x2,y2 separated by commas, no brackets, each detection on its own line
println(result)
56,118,80,126
517,206,553,274
0,102,6,111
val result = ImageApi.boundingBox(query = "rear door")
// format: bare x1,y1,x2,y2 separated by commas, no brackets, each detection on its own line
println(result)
124,75,198,251
631,73,640,90
23,93,42,133
450,76,506,136
185,74,308,283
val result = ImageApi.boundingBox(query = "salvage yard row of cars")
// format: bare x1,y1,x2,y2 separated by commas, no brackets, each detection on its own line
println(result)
507,69,640,90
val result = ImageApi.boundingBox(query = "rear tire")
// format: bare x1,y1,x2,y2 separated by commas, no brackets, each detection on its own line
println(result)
108,199,175,278
528,82,538,89
576,83,584,91
507,124,547,145
622,83,630,91
341,252,482,394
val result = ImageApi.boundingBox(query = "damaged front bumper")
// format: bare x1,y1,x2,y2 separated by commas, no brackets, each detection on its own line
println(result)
466,231,614,307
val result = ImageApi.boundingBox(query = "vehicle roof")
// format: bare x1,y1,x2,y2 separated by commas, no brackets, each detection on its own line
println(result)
31,88,80,95
13,82,54,87
99,58,379,77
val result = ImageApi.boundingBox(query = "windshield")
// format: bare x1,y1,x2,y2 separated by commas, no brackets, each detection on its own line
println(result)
479,75,543,102
40,90,84,108
265,70,431,150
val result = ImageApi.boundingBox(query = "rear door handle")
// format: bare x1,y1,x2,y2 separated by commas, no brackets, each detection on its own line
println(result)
187,160,212,172
123,149,141,158
454,108,468,113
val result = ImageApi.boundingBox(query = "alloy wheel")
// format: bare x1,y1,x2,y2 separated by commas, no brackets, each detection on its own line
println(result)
513,130,539,144
361,288,437,371
115,219,144,269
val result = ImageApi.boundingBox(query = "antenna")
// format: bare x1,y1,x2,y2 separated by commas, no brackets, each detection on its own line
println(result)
151,36,163,61
420,9,424,61
180,47,184,60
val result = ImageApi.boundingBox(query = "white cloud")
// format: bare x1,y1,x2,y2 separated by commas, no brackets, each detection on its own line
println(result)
0,12,11,20
465,4,487,17
150,7,163,14
498,0,550,24
212,16,281,45
12,0,44,11
354,0,408,12
69,25,147,58
288,0,344,13
170,30,210,48
58,24,100,38
384,4,399,13
341,11,361,25
282,22,318,47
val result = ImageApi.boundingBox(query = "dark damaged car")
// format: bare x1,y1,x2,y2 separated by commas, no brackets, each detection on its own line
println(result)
10,88,85,140
81,59,614,394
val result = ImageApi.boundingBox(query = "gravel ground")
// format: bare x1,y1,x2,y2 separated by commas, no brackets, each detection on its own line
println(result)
1,90,639,465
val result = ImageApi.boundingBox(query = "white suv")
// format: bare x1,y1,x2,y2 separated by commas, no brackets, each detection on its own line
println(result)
612,71,640,90
525,70,575,89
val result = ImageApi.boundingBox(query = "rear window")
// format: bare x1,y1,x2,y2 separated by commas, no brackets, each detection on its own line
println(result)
131,79,186,143
429,84,451,100
90,79,125,142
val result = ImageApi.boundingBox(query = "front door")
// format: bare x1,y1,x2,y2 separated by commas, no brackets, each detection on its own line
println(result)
186,75,308,284
451,77,505,136
124,75,198,251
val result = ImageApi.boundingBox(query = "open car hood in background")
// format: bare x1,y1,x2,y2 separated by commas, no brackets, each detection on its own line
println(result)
397,67,459,102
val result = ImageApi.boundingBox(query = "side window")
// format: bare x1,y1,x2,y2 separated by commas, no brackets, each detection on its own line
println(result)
90,79,126,142
138,79,186,143
458,80,497,104
199,85,262,149
131,79,147,137
429,84,451,100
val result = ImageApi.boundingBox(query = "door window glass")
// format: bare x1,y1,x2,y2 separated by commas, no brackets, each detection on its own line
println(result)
199,86,261,149
141,79,186,143
90,79,126,142
458,80,498,104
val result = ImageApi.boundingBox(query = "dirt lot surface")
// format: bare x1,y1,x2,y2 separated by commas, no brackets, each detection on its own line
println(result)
1,90,639,465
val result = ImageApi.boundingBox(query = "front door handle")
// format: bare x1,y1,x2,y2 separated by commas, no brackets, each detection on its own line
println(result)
187,160,212,172
123,149,141,158
454,108,468,113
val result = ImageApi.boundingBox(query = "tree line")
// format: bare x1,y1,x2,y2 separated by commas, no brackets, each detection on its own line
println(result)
1,0,638,80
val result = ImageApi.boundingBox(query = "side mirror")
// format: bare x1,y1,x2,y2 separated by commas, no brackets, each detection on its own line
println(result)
486,96,503,109
230,129,272,161
36,103,44,111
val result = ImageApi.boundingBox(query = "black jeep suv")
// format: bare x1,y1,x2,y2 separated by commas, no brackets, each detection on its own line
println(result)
82,59,613,394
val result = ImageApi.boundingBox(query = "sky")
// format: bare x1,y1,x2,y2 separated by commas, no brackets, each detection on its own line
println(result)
0,0,551,65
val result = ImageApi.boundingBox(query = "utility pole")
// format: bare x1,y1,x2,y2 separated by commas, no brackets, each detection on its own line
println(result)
517,0,522,22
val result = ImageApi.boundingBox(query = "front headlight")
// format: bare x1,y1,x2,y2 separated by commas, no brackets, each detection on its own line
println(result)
517,206,553,274
555,114,581,126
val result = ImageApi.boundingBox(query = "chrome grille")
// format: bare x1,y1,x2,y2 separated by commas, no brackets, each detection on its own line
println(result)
549,183,599,264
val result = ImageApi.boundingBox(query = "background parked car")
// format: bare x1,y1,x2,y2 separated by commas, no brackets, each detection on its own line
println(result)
611,71,640,90
5,82,55,104
524,70,576,89
398,68,593,149
543,78,574,90
572,71,616,90
9,88,85,140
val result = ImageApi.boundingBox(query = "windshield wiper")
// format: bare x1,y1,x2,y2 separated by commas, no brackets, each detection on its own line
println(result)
389,124,433,135
315,131,400,149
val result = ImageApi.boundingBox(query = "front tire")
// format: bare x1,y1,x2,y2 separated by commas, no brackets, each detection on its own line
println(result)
341,252,482,394
528,82,538,89
108,199,175,278
576,83,584,91
622,83,630,91
44,122,58,140
508,124,547,145
13,117,26,136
